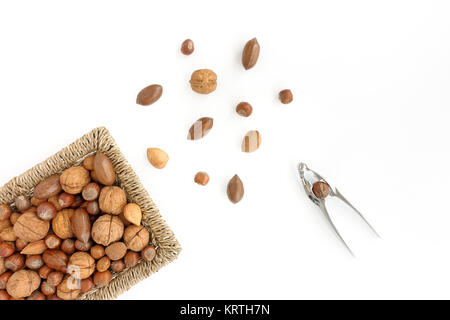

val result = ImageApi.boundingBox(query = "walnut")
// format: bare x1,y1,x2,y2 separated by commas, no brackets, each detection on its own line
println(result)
91,214,124,246
189,69,217,94
60,166,90,194
6,270,41,298
123,225,150,252
52,209,74,239
99,186,127,215
13,212,49,242
57,276,80,300
67,252,95,280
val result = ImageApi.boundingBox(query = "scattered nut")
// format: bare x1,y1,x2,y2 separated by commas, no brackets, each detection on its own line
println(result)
194,172,210,186
187,117,214,140
136,84,163,106
190,69,217,94
242,37,260,70
181,39,194,55
312,181,330,199
279,89,293,104
242,130,262,153
236,102,253,117
147,148,169,169
227,175,244,204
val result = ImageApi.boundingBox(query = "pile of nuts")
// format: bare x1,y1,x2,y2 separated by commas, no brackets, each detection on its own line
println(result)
135,37,294,205
0,152,156,300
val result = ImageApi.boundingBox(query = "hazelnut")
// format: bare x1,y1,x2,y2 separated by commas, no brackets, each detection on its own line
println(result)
52,209,74,239
96,256,110,272
236,102,253,117
123,203,142,226
57,277,80,300
27,290,46,300
58,193,75,208
44,234,61,249
124,225,150,252
61,239,75,254
110,259,125,273
5,253,25,271
93,270,111,287
42,249,68,272
0,227,17,242
312,181,330,199
83,155,95,171
91,214,124,246
189,69,217,94
60,166,90,194
15,195,31,212
25,255,44,270
41,281,56,296
6,270,41,298
93,152,116,186
124,251,140,268
90,245,105,260
21,240,47,255
38,265,53,279
15,238,28,252
0,271,12,289
99,186,127,215
0,204,12,221
71,208,91,243
194,172,210,186
82,183,100,201
141,245,157,262
279,89,293,104
46,271,63,286
75,239,93,252
36,202,57,221
181,39,194,55
0,289,10,300
67,252,95,280
33,174,62,200
71,195,83,208
105,242,127,261
9,213,20,225
86,201,100,215
0,241,14,257
14,212,49,242
147,148,169,169
80,277,94,293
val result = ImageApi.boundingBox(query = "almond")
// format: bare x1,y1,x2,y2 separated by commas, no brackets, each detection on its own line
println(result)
21,240,47,255
123,203,142,226
146,148,169,169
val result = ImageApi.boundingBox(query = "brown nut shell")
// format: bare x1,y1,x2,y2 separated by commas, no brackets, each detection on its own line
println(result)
71,208,91,243
33,174,62,200
57,277,80,300
67,252,95,280
93,152,116,186
146,148,169,169
136,84,163,106
187,117,214,140
189,69,217,94
99,186,127,215
227,175,244,204
6,270,40,299
123,225,150,252
242,38,260,70
52,209,74,239
21,240,47,255
60,166,90,194
91,214,124,246
105,242,127,261
13,212,49,242
42,249,68,272
123,203,142,226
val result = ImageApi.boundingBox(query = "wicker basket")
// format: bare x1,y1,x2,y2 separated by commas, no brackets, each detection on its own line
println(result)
0,127,181,300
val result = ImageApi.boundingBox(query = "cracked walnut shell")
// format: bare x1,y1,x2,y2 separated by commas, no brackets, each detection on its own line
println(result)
6,270,41,299
124,225,150,252
189,69,217,94
67,252,95,279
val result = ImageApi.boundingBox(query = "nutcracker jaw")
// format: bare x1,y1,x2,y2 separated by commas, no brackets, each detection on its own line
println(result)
298,163,379,256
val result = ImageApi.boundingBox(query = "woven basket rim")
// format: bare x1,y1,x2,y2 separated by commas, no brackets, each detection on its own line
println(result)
0,127,181,300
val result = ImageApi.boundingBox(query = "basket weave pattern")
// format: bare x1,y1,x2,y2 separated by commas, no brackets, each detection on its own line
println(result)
0,127,181,300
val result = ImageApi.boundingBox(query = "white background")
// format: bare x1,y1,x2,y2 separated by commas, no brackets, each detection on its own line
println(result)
1,0,450,299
